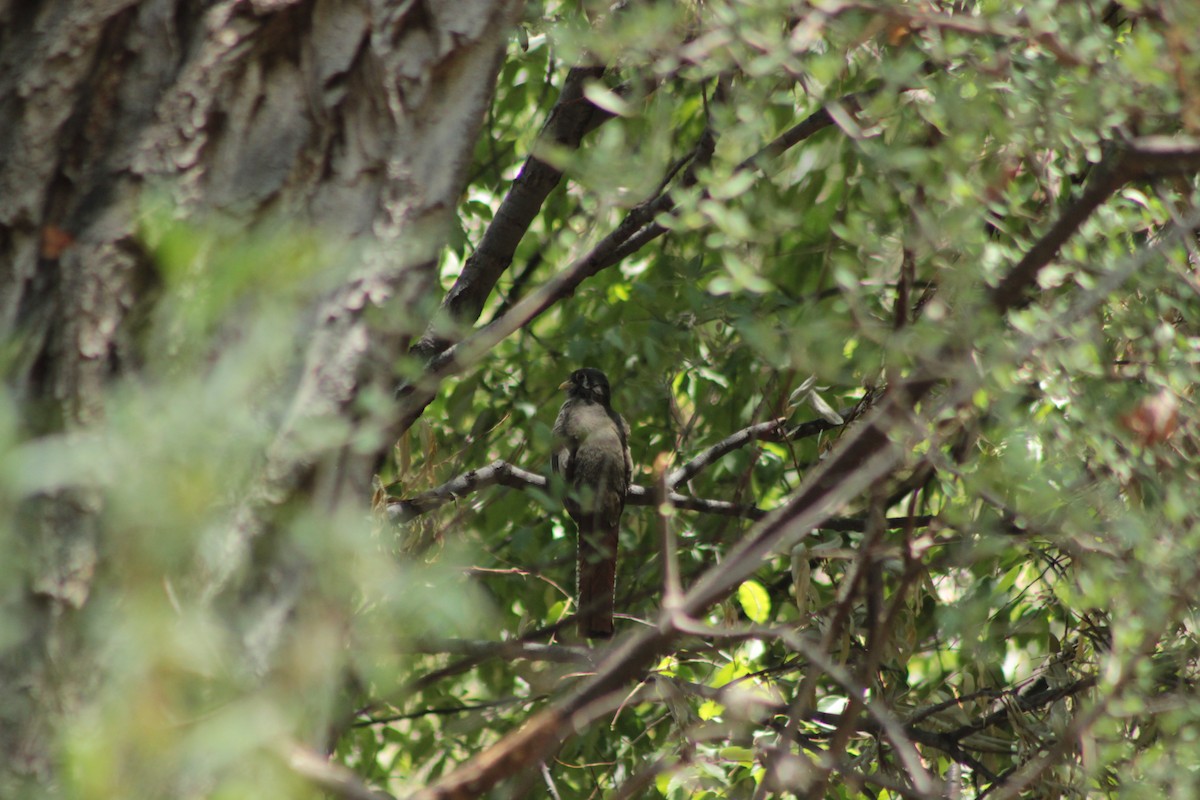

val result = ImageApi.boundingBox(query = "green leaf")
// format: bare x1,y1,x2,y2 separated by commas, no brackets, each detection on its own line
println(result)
737,580,771,624
720,746,756,765
582,80,632,117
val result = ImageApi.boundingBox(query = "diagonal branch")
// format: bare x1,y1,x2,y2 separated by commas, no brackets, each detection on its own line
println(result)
667,417,789,488
411,66,615,363
391,186,679,435
988,147,1130,312
667,392,877,489
990,135,1200,312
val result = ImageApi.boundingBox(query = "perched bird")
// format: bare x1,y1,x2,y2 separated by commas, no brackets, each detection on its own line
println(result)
552,368,632,639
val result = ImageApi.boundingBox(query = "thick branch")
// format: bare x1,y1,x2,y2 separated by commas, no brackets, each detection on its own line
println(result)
1123,135,1200,174
744,101,839,167
411,66,614,363
988,148,1130,312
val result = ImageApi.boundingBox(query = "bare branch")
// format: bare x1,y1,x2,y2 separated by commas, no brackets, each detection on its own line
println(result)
385,461,769,521
387,460,547,522
667,417,788,488
540,762,562,800
1124,135,1200,174
657,492,766,519
663,397,870,492
408,638,590,665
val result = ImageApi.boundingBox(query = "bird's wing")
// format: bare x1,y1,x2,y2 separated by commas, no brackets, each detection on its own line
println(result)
551,402,576,480
619,414,633,489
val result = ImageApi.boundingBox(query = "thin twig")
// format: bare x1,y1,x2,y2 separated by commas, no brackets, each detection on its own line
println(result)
408,638,590,663
355,695,540,726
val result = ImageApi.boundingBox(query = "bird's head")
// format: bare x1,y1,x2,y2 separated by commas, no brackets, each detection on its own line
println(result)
560,368,613,406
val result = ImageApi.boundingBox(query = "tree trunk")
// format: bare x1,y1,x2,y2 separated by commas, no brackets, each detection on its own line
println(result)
0,0,519,790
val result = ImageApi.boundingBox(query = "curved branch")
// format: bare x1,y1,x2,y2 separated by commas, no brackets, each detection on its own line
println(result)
387,459,546,522
665,394,874,490
384,460,771,522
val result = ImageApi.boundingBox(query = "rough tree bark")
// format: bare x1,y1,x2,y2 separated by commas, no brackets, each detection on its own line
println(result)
0,0,520,789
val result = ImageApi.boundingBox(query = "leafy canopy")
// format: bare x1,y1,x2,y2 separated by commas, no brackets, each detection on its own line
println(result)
8,1,1200,799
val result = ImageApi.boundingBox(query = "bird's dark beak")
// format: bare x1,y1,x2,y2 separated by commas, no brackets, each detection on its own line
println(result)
558,380,573,391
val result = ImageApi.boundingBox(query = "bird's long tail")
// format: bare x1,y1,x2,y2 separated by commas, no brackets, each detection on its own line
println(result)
577,520,618,638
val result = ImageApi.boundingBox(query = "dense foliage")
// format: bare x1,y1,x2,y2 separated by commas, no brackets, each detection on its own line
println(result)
6,1,1200,799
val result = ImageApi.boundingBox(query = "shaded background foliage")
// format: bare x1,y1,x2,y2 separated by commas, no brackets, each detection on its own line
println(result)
3,0,1200,799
